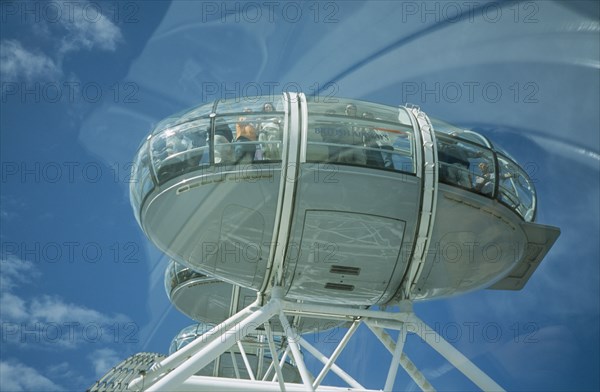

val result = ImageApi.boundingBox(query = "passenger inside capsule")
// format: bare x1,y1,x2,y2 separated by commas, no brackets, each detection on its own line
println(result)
437,132,482,189
257,102,282,161
233,108,258,164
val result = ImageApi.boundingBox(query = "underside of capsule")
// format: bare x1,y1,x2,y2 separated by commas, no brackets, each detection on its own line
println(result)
131,93,560,306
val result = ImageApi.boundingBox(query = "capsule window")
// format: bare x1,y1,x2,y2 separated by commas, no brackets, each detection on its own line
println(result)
150,119,211,184
306,113,415,173
212,113,284,165
437,134,494,193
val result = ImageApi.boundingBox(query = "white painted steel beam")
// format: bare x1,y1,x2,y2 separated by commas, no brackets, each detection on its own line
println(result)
237,341,256,381
128,298,260,390
298,337,364,389
177,376,378,392
145,299,280,391
264,321,286,391
312,320,360,389
383,322,408,392
278,310,315,391
366,323,434,392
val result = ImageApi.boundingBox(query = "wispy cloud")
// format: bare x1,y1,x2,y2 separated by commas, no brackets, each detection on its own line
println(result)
1,0,123,82
54,0,123,55
0,257,135,390
0,360,64,392
0,257,131,349
0,256,39,292
0,39,61,81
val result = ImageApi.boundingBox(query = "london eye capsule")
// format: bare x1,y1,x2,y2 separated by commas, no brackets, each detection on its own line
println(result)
131,93,560,306
165,259,351,333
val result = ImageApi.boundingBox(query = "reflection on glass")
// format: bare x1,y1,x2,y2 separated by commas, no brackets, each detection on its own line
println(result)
130,139,154,224
306,98,415,173
152,102,214,136
129,95,537,224
215,95,284,114
435,132,536,222
213,112,284,165
169,323,215,355
437,133,488,190
497,155,536,221
150,119,211,184
164,260,207,297
473,160,497,197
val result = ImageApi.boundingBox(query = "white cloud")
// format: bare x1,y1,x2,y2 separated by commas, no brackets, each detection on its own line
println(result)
0,39,61,81
56,1,123,54
0,257,132,348
0,256,38,292
1,1,123,82
28,295,129,326
46,362,89,389
0,292,29,320
0,360,64,392
0,257,134,389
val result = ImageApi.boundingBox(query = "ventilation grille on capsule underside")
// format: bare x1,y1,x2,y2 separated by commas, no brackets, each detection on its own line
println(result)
325,266,360,291
329,265,361,276
325,282,355,291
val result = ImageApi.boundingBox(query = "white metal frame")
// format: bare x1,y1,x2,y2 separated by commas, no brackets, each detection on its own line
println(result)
128,288,505,392
402,107,439,299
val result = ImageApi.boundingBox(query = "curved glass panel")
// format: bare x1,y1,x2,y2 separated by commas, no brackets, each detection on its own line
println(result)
497,154,536,221
152,102,214,136
431,119,490,148
437,133,493,191
177,102,215,123
490,140,518,163
129,139,153,224
430,118,464,135
460,130,491,148
212,113,284,165
164,260,207,297
131,96,536,225
306,98,415,173
211,96,285,165
436,132,536,222
215,95,284,115
150,118,211,184
471,157,497,198
307,97,412,125
169,323,214,355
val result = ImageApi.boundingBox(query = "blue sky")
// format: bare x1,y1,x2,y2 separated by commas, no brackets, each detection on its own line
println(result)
1,1,598,391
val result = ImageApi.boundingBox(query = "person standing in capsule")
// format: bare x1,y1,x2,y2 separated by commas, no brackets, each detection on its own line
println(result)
234,108,258,164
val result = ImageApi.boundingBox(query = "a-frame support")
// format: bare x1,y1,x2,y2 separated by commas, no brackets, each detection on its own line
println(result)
128,288,505,392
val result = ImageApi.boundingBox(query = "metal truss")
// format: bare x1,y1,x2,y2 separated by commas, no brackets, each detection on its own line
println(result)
127,288,504,392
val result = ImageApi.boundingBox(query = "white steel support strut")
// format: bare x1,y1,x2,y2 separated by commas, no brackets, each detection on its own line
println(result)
176,376,377,392
237,341,256,381
141,299,280,392
263,321,287,391
365,323,435,392
383,322,408,392
129,293,503,392
271,346,291,382
277,310,315,391
298,337,364,390
312,320,361,389
128,298,260,391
